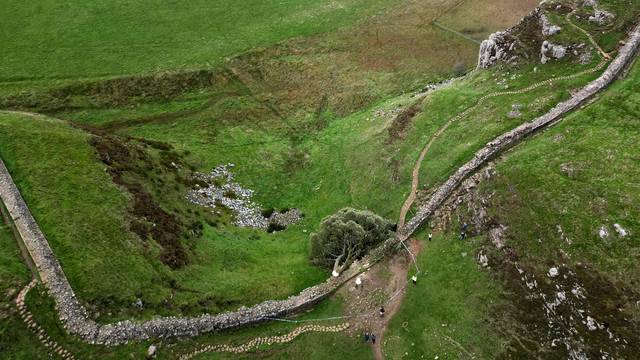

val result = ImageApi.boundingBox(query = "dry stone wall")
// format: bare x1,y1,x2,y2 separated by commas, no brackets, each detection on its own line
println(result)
0,19,638,346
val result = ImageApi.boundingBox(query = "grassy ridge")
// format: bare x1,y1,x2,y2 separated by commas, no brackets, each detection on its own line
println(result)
486,58,640,284
384,7,640,357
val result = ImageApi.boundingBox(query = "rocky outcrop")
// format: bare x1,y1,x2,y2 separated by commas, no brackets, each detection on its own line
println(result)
582,0,615,25
477,31,518,69
1,16,639,348
541,40,567,64
540,14,562,36
477,9,544,69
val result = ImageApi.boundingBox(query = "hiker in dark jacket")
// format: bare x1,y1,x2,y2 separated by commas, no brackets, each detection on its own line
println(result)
371,334,376,344
364,332,370,342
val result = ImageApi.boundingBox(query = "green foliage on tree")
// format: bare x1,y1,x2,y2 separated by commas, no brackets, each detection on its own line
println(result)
310,208,395,273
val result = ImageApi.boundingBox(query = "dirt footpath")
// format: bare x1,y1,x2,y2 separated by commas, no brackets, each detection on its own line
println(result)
338,238,423,360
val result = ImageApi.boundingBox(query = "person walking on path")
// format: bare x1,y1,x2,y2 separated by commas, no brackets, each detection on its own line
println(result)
428,233,432,242
371,334,376,344
411,275,418,285
355,276,362,289
379,307,385,317
460,223,468,240
364,332,370,342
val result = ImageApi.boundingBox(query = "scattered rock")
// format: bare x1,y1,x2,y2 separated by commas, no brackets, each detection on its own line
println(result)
477,251,489,267
589,9,614,25
548,267,559,277
557,224,572,244
578,49,593,65
613,223,628,237
598,225,609,239
507,104,523,118
488,225,507,249
187,164,302,230
147,344,157,358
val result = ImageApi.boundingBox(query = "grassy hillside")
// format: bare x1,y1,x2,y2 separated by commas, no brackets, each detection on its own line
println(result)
0,0,397,82
384,7,640,358
0,112,167,306
384,233,506,359
0,0,541,320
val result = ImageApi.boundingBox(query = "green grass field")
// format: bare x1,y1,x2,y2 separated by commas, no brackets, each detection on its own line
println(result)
0,0,397,82
383,9,640,357
384,233,506,359
0,204,40,358
2,0,639,358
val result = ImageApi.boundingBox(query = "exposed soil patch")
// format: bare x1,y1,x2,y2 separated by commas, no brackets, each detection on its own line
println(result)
339,238,423,360
385,100,424,144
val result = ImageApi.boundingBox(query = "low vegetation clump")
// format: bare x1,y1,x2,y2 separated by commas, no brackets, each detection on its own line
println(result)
310,208,395,273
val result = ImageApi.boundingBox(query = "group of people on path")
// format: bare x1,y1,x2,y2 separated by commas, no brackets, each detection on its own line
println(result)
357,223,469,348
363,331,377,344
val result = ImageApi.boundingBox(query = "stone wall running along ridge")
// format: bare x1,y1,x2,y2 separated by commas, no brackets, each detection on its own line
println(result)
402,21,640,238
0,18,639,347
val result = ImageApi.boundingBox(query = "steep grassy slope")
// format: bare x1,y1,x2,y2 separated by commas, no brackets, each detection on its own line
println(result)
4,0,638,358
384,232,506,359
486,63,640,281
0,112,168,306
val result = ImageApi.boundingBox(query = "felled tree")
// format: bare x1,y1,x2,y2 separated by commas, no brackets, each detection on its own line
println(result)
310,208,395,275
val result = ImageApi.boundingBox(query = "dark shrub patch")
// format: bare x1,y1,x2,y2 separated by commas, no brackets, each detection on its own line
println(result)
267,222,286,233
261,207,275,218
386,101,423,144
89,135,190,268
